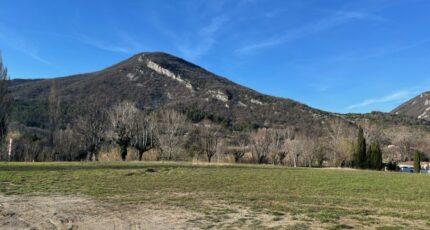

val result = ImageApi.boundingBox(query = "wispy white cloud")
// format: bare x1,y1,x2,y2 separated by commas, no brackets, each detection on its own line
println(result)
235,10,387,55
142,3,231,60
78,35,132,54
328,10,388,22
347,90,418,109
25,50,52,66
77,29,143,54
0,23,52,65
176,16,229,60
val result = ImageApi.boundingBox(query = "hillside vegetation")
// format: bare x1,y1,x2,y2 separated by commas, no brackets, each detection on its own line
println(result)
3,52,430,166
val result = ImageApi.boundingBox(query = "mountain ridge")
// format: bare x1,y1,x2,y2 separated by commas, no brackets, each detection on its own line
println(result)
392,92,430,120
8,52,429,140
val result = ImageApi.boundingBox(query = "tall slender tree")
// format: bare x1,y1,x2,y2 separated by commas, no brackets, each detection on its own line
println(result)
48,80,61,147
414,150,421,173
0,53,10,158
353,127,367,169
375,143,383,170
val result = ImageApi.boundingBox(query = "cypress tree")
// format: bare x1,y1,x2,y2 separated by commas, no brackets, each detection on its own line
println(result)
368,142,382,170
414,150,421,173
353,127,367,169
375,143,383,170
366,143,373,169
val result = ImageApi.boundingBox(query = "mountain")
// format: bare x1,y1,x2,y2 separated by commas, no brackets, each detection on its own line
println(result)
9,51,430,141
392,92,430,120
9,52,354,137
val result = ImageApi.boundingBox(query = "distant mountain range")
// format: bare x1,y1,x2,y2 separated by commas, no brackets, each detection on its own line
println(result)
8,52,430,139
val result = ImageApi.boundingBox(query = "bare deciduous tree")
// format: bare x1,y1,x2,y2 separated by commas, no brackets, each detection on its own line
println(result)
53,127,80,161
395,133,413,162
75,99,108,161
155,109,186,161
131,112,156,161
199,125,221,162
0,54,10,155
285,138,304,167
250,128,272,164
335,137,354,167
365,125,387,146
301,139,317,167
314,140,328,167
226,132,249,163
109,101,138,161
270,127,295,165
13,134,44,162
48,80,61,147
327,118,349,167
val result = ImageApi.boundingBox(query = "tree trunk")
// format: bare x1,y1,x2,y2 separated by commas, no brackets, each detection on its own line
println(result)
87,151,93,161
120,145,127,161
234,155,240,163
259,155,266,164
138,150,144,161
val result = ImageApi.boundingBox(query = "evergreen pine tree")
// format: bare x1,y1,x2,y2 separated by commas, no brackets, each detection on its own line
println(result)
368,142,383,170
366,143,373,169
375,142,383,170
414,150,421,173
353,127,367,169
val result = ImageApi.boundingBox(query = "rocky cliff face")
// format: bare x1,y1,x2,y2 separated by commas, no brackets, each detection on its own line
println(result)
392,92,430,120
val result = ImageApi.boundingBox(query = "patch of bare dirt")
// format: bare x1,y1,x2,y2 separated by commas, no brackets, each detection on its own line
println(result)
0,194,201,230
1,194,424,229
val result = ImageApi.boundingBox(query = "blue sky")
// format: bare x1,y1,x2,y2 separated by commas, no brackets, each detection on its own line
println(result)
1,0,430,113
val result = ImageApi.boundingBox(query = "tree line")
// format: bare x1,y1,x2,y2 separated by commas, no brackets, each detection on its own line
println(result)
0,54,426,170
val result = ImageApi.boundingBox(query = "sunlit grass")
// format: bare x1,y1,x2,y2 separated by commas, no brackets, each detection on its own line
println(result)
0,162,429,228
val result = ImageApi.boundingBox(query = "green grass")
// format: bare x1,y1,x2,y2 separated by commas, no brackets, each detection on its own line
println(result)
0,162,429,228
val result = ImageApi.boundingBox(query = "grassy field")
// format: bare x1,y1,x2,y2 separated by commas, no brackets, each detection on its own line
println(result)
0,162,430,229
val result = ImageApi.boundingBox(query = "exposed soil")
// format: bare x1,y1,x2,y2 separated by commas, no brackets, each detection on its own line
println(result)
0,194,200,230
1,194,426,229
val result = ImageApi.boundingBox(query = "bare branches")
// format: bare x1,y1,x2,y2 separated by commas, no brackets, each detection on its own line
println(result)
395,133,413,162
226,132,250,163
109,101,138,160
131,112,156,161
48,80,61,147
0,54,10,147
250,128,272,164
326,118,354,167
154,109,186,161
75,99,108,161
285,139,304,167
270,128,295,165
200,125,222,162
